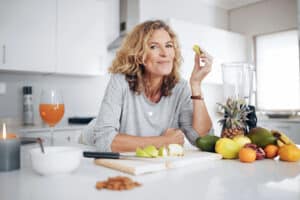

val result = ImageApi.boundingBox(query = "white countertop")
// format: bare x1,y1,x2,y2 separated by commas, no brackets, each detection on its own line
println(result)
1,141,300,200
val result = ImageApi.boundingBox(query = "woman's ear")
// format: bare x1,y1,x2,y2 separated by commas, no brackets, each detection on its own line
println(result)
139,64,145,69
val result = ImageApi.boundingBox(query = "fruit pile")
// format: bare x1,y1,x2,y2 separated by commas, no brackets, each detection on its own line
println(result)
196,127,300,163
135,144,184,158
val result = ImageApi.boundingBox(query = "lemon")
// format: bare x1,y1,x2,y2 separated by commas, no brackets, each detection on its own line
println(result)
215,138,240,159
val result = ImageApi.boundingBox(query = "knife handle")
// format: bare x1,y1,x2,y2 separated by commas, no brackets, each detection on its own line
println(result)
83,151,120,159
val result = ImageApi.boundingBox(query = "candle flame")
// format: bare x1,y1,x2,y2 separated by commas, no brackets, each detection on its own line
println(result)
3,123,6,139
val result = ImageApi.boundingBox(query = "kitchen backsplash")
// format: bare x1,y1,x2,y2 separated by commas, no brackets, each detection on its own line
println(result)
0,72,110,127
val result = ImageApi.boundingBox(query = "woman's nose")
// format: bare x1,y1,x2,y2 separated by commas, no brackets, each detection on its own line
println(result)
159,47,167,57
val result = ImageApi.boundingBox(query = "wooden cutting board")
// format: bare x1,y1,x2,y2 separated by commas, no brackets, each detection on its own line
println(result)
94,150,222,175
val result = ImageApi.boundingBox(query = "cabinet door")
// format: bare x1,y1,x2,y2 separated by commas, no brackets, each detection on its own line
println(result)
0,0,56,73
56,0,105,75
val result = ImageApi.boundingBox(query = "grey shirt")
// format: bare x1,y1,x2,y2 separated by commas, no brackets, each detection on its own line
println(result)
84,73,209,152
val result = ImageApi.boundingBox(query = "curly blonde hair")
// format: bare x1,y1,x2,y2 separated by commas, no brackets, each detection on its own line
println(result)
108,20,182,96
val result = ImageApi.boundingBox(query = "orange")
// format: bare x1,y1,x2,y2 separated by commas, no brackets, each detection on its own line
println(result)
279,144,300,162
239,147,256,163
264,144,279,159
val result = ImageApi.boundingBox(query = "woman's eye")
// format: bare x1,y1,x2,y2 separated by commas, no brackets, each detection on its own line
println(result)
166,44,173,48
150,45,157,49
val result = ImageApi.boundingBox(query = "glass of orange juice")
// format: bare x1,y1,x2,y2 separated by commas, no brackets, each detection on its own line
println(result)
39,89,64,145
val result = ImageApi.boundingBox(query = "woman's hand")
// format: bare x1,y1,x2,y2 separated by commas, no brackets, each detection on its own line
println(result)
162,128,184,145
190,50,213,88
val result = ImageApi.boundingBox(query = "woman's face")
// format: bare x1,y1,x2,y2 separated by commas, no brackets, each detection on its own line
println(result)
143,29,175,78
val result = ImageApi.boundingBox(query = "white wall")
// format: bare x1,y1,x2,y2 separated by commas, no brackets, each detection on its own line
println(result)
229,0,297,36
139,0,229,30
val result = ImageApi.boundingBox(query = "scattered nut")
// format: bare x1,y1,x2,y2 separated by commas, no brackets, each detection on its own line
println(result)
96,176,141,191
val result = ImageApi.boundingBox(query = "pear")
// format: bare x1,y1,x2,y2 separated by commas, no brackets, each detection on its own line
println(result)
158,146,168,157
168,144,184,156
143,145,159,157
135,147,151,158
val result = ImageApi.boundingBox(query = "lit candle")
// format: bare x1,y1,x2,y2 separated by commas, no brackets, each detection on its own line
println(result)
0,123,20,171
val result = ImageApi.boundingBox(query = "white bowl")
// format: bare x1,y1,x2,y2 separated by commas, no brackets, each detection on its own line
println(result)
30,146,82,176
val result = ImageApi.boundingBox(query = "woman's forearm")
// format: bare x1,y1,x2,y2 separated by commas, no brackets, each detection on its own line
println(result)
190,84,212,136
111,134,169,152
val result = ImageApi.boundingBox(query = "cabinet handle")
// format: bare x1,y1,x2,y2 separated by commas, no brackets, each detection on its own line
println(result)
2,45,6,64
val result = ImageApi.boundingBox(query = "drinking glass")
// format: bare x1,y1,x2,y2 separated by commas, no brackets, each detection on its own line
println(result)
39,89,65,145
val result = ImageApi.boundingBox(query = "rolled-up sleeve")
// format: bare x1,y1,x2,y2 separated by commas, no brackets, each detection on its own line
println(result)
82,74,123,152
178,82,214,146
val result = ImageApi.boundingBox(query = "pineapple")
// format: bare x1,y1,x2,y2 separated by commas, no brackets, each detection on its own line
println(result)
218,98,250,139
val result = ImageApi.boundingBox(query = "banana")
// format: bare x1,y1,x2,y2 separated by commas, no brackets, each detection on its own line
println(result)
271,130,295,147
276,140,285,147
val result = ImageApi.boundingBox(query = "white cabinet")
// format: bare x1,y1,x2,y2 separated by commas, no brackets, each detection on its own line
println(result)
0,0,56,73
258,120,300,144
0,0,105,75
56,0,105,75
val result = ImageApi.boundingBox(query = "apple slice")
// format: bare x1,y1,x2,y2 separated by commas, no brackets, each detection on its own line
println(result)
158,146,168,157
168,144,184,156
135,147,151,158
192,44,203,55
143,145,159,157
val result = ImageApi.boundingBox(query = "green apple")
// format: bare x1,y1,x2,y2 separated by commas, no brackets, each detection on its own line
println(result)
143,145,159,157
135,147,151,158
233,135,251,149
168,144,184,156
158,146,168,157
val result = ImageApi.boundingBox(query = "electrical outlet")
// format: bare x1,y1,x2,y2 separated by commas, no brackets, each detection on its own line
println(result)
0,82,7,95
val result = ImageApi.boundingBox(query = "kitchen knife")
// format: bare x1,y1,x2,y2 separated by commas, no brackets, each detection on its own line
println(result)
83,151,144,160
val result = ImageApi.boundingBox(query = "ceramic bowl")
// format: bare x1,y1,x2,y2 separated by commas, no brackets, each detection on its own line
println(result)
30,146,82,176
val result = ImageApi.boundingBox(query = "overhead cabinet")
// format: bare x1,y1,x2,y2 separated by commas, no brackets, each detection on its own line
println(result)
56,0,105,75
0,0,105,75
0,0,56,73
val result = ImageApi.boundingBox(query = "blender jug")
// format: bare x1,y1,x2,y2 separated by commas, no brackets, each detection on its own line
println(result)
221,62,254,104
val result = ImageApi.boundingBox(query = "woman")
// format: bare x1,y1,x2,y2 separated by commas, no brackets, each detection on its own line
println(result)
84,20,213,152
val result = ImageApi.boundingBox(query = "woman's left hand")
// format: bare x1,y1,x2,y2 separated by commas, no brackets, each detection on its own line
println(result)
190,50,213,86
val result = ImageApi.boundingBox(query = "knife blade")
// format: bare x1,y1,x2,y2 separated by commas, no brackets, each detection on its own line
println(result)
83,151,145,160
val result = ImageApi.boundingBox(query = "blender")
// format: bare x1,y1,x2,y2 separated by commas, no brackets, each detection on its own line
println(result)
221,62,257,131
221,62,254,104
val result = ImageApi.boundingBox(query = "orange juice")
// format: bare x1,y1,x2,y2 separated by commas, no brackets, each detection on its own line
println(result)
39,104,65,127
